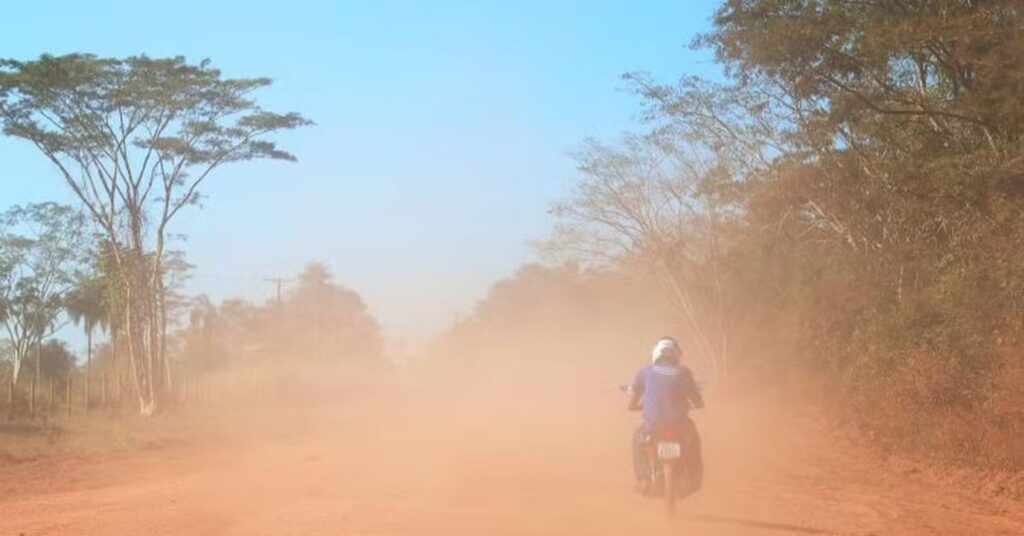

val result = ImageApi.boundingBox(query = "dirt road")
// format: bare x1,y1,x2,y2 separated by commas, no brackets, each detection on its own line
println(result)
2,385,1022,536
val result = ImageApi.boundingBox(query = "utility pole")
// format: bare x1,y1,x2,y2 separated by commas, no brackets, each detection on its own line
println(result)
264,277,292,305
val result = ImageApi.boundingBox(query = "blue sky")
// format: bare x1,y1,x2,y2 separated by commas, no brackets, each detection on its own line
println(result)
1,0,721,349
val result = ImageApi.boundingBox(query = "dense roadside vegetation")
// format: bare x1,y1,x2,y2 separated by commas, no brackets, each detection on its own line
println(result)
536,1,1024,469
433,1,1024,472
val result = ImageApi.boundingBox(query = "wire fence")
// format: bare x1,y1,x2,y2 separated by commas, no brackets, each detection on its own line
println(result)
0,369,266,422
0,362,374,422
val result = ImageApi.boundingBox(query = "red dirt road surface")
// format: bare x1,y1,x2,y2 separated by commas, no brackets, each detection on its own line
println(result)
2,385,1023,536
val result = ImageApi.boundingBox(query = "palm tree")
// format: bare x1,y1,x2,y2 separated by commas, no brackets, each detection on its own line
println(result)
65,276,109,412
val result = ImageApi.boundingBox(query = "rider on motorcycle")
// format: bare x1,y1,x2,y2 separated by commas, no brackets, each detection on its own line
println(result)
628,336,704,497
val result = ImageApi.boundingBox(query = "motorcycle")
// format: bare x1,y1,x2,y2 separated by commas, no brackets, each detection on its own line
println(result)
619,383,701,517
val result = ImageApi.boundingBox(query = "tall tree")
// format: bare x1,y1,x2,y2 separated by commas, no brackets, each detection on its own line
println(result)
0,203,87,385
0,54,311,415
546,132,743,382
284,263,384,363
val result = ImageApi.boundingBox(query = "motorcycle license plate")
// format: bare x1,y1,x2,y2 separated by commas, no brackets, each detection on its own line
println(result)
657,441,681,460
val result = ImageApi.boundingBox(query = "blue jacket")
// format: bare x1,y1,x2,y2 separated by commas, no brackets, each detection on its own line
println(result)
630,360,703,430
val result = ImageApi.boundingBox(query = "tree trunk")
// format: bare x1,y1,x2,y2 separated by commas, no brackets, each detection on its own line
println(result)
124,279,148,415
121,252,158,417
159,277,173,393
6,377,13,422
124,216,158,416
31,340,40,420
112,324,127,409
146,289,163,406
11,358,22,387
85,328,92,414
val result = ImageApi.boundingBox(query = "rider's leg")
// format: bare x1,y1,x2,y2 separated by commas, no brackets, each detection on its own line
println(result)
632,425,651,488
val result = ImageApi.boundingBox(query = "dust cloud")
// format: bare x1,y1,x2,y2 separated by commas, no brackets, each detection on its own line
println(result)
4,261,1024,536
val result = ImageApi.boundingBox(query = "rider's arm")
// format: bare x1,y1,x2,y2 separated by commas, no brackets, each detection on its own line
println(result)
627,370,644,411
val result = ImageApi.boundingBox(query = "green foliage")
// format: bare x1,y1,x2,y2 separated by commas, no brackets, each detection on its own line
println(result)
0,53,311,414
0,203,88,383
702,0,1024,467
549,1,1024,467
0,55,312,193
65,273,109,336
28,340,76,380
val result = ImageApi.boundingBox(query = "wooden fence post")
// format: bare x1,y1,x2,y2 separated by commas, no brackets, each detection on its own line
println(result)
48,379,55,417
102,375,108,409
66,377,72,417
29,379,36,420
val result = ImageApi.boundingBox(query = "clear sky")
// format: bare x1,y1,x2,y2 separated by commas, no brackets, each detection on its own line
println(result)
1,0,721,349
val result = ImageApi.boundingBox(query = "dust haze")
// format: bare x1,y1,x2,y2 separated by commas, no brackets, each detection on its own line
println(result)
5,2,1024,534
5,264,1020,535
0,275,809,535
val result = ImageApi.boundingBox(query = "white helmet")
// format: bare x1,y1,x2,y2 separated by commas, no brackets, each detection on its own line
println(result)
650,337,681,363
